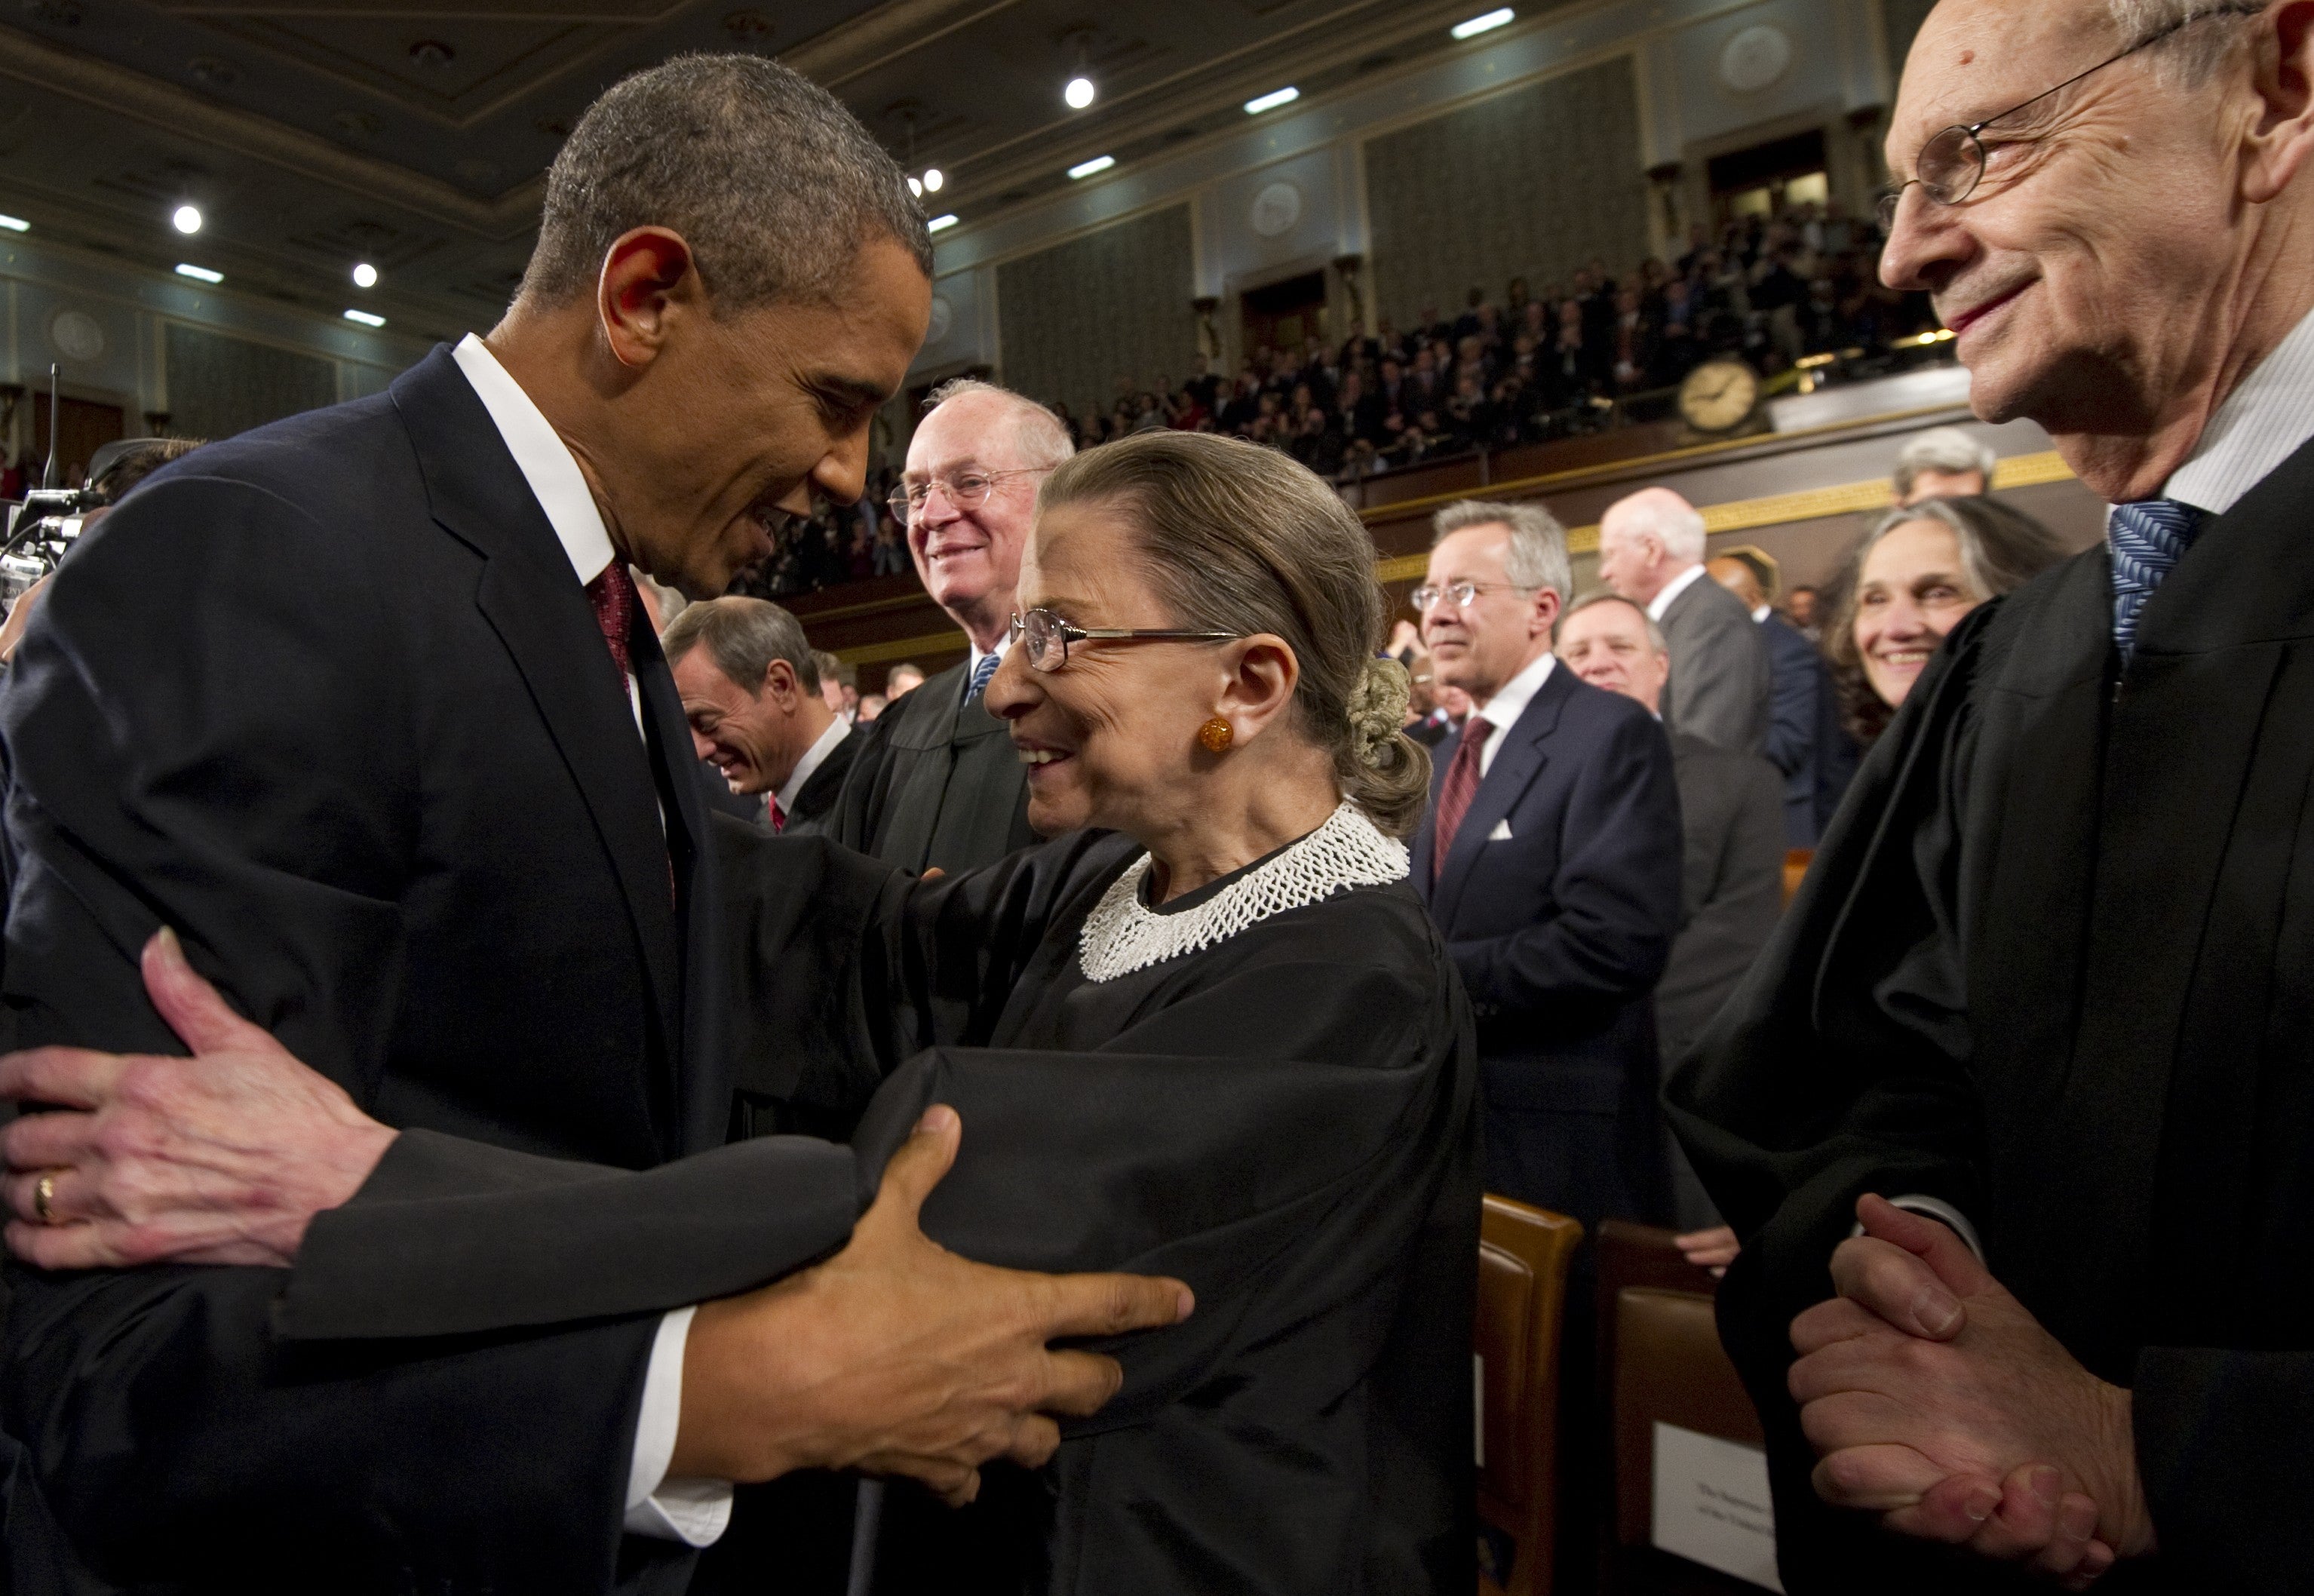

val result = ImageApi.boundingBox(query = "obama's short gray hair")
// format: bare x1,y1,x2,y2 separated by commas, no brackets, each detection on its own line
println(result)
521,54,932,314
1431,499,1573,605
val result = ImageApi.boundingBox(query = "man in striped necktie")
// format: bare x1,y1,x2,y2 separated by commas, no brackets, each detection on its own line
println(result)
830,381,1067,876
1670,2,2314,1588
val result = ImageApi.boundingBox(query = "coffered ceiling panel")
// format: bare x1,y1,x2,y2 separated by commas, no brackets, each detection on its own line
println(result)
0,0,1572,345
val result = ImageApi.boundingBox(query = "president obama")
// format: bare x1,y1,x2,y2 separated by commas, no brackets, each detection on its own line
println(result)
0,54,1183,1591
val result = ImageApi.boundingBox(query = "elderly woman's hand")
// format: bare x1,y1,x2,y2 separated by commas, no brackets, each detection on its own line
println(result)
0,928,397,1269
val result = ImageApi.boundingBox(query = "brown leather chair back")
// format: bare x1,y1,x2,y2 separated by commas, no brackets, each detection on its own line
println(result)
1594,1214,1766,1559
1475,1193,1585,1596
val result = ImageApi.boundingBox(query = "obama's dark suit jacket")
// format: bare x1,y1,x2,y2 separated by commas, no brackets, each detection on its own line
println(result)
0,346,864,1593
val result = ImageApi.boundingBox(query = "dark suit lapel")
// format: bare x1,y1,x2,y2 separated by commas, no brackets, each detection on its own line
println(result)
1432,665,1572,928
634,624,726,1156
390,351,686,1121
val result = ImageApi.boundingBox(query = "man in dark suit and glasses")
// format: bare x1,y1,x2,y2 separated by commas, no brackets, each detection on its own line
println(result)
834,380,1058,875
1410,499,1683,1231
1668,0,2314,1587
1411,498,1682,1591
0,56,1182,1591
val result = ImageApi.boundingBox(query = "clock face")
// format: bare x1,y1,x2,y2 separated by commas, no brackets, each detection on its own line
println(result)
1680,360,1759,433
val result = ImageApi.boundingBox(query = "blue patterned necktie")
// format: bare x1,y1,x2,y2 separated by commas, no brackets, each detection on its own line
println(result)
965,652,1000,702
2108,499,2205,661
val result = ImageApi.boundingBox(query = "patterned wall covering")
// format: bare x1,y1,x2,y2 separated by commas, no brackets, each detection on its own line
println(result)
996,205,1198,422
1881,0,1939,87
164,322,340,440
1364,57,1651,332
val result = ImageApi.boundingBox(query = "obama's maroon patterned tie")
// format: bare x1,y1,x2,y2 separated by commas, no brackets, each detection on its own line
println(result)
586,561,636,681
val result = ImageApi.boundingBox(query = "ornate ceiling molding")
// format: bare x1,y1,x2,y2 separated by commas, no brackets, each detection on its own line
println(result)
0,21,543,237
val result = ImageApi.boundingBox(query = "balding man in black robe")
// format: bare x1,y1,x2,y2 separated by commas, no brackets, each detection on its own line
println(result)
1668,1,2314,1591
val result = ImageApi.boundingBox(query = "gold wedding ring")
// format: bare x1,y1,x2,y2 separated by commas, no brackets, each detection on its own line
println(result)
32,1171,55,1226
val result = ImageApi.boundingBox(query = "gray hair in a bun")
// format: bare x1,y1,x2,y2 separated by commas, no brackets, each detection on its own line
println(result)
1035,431,1433,836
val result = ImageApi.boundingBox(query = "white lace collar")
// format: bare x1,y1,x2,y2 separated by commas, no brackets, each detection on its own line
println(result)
1076,801,1410,984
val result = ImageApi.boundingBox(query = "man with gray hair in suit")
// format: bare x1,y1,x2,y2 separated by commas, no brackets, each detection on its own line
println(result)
1892,424,1997,505
1596,486,1771,755
663,597,858,836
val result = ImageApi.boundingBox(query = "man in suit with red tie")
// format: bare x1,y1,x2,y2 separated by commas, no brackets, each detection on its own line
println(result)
1413,499,1682,1232
1413,496,1682,1588
0,55,1184,1592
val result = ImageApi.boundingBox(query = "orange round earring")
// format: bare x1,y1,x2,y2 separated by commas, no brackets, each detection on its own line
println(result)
1198,717,1234,753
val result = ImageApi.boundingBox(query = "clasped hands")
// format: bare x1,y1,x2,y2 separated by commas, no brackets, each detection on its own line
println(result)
1791,1195,2154,1588
0,929,1192,1506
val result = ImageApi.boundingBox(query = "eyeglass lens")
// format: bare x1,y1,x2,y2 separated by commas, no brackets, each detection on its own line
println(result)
889,473,996,526
1411,583,1478,610
1878,125,1985,229
1014,609,1063,671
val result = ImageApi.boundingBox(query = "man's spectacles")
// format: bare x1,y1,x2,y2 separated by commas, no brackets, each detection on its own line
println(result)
1008,607,1241,672
1877,4,2265,232
888,467,1051,528
1412,580,1537,612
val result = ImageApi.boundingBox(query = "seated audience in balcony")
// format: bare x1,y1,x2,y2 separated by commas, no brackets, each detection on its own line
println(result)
1893,425,1997,505
1826,496,2072,747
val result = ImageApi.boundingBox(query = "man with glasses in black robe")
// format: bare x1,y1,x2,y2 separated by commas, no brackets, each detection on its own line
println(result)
1668,1,2314,1589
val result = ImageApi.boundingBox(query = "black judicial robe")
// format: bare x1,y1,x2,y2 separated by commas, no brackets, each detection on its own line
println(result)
717,826,1481,1596
1666,434,2314,1594
831,660,1039,874
262,824,1478,1596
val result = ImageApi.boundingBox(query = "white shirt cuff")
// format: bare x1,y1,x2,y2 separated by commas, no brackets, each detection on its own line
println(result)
1849,1193,1986,1263
622,1306,735,1546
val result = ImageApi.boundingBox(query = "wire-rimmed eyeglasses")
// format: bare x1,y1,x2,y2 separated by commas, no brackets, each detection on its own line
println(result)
1877,4,2266,232
1411,580,1537,612
887,467,1051,528
1008,607,1241,672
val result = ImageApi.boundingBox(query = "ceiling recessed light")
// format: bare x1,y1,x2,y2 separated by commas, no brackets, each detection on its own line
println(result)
921,167,944,193
0,214,29,233
1244,86,1300,115
1067,154,1116,180
907,176,922,197
1451,7,1515,38
343,308,386,327
1063,75,1097,110
928,213,959,232
174,262,222,283
172,204,203,235
351,262,378,288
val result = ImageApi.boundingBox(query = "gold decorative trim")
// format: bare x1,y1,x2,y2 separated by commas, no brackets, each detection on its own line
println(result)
1356,400,1987,526
835,628,970,668
1375,452,2079,569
